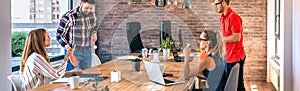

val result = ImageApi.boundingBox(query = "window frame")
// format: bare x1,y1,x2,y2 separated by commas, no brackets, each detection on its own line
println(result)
11,0,74,72
273,0,280,62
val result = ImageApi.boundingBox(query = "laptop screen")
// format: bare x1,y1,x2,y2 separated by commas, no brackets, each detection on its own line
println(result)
143,61,185,85
171,43,196,62
171,43,189,62
143,61,166,84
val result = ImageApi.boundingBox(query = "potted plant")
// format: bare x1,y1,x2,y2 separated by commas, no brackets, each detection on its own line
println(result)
91,77,109,91
131,58,142,72
160,37,173,58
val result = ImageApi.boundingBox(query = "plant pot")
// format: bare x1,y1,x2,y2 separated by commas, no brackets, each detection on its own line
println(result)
132,61,141,72
162,49,170,58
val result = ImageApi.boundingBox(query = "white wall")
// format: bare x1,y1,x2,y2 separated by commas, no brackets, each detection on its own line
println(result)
292,0,300,90
280,0,293,91
0,0,12,91
266,0,275,82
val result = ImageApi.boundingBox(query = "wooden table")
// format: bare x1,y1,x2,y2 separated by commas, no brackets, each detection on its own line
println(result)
29,53,199,91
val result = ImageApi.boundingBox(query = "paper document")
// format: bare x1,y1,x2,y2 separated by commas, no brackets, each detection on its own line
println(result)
51,78,69,83
116,56,139,60
51,78,92,84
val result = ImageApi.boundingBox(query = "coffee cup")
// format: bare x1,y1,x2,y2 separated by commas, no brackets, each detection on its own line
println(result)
141,48,148,58
69,76,80,89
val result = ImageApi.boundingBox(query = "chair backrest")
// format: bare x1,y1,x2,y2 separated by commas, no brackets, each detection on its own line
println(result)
224,64,240,91
7,75,22,91
91,53,102,67
160,20,171,44
126,22,144,53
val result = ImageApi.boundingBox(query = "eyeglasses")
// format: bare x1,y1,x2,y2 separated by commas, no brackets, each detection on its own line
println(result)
214,0,223,6
199,38,208,41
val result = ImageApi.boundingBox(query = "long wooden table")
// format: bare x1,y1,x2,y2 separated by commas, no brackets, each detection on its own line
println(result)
29,53,199,91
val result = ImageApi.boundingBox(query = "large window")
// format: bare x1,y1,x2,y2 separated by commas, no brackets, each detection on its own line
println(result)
273,0,280,63
11,0,69,71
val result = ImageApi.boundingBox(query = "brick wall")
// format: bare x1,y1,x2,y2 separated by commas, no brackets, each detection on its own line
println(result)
94,0,267,81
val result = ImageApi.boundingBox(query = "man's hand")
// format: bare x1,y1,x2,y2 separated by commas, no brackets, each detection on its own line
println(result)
64,47,74,62
225,33,241,42
92,33,97,42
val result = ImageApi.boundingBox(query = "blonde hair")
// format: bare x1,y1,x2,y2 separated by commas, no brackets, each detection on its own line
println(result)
202,30,225,57
20,28,50,76
211,31,225,57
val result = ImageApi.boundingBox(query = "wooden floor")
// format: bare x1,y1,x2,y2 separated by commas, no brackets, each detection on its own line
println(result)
245,80,277,91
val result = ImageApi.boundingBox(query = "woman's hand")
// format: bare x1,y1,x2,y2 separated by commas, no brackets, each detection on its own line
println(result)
183,46,191,56
71,68,83,74
183,46,191,62
64,68,83,76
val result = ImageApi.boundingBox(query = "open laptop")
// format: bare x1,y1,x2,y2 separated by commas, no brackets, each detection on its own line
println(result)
143,61,185,85
171,44,197,62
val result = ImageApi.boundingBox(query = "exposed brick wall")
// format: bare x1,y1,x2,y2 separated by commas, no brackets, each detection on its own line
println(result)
95,0,267,81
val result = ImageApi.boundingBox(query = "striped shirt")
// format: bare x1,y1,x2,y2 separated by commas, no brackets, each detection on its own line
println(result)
56,6,97,49
21,52,67,91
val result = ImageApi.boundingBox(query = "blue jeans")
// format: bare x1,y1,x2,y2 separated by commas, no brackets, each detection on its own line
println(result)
65,46,92,71
226,56,246,91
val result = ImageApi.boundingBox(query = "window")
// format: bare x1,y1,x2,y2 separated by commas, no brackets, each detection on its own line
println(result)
11,0,70,72
37,0,44,5
274,0,280,61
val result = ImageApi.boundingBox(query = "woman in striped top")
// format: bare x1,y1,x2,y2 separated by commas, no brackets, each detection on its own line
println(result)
19,28,74,91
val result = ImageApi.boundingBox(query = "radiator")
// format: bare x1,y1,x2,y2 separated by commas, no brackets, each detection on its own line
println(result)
269,59,280,91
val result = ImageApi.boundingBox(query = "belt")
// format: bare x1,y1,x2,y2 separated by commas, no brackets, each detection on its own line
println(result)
76,46,91,50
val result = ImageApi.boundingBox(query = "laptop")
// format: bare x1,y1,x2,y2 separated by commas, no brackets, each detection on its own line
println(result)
171,44,197,62
143,61,185,85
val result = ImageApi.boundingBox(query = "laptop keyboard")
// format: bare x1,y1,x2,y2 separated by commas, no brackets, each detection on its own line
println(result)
164,79,175,83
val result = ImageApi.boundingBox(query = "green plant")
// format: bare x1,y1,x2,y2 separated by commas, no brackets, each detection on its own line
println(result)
160,37,173,49
12,32,27,57
92,77,109,91
130,58,142,62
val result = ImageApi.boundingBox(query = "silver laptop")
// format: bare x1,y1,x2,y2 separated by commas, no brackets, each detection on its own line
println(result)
143,61,185,85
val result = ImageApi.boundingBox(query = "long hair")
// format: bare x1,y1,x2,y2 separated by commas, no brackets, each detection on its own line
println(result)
20,28,50,76
204,30,225,57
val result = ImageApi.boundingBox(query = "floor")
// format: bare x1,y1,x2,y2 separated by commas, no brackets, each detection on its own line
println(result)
245,80,277,91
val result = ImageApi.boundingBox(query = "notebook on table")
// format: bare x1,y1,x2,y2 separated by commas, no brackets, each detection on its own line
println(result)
75,74,108,82
143,61,185,86
51,74,108,83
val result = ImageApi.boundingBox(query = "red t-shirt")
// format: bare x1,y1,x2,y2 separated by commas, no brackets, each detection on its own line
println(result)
220,8,246,63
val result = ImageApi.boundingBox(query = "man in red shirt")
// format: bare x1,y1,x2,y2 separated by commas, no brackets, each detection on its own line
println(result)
214,0,246,91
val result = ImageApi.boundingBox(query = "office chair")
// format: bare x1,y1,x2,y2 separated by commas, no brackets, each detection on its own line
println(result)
126,22,144,53
224,64,240,91
92,53,102,67
7,75,22,91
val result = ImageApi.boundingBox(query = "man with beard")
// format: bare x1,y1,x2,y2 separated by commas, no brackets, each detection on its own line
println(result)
213,0,246,91
56,0,97,71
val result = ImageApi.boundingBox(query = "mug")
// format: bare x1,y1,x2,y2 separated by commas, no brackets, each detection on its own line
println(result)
69,76,80,89
141,48,148,58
